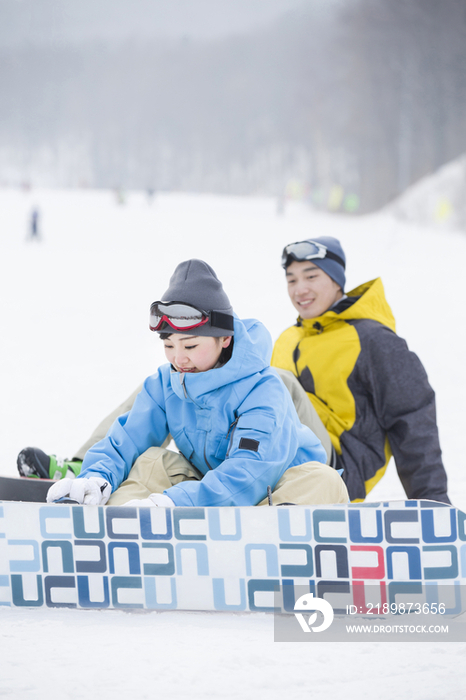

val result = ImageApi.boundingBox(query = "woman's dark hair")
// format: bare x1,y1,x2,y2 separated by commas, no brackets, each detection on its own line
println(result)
218,337,234,364
159,333,234,366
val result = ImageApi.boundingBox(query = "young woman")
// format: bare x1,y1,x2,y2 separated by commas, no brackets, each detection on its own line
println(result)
47,259,348,507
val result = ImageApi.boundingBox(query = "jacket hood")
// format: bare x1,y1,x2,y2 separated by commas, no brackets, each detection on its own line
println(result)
299,278,396,334
168,316,272,401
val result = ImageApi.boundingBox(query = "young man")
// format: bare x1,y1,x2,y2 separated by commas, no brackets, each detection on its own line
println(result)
272,236,450,503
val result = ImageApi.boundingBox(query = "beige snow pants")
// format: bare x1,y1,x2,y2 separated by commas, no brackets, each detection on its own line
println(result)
106,446,348,506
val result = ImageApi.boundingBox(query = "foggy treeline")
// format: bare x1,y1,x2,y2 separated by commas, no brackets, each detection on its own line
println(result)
1,0,465,212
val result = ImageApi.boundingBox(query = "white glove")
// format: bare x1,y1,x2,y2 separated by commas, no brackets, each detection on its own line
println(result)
123,493,175,508
47,477,74,503
47,476,112,505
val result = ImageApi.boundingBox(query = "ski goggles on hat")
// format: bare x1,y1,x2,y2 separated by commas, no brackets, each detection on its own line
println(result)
281,240,345,269
149,300,234,332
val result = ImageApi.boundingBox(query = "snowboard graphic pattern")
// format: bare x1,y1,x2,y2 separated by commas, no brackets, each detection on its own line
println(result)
0,500,464,612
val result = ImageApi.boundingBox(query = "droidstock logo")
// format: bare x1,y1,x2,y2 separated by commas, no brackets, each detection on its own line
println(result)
294,593,334,633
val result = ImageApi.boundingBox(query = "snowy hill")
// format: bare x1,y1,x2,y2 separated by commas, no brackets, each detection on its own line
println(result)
390,154,466,232
1,187,465,698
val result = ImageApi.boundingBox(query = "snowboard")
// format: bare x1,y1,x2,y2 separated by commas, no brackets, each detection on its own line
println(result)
1,498,465,615
0,475,53,502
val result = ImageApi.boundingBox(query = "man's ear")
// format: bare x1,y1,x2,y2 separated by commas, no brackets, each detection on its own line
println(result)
222,336,232,348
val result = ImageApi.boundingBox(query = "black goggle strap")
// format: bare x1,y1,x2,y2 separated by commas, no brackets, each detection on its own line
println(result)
210,311,234,331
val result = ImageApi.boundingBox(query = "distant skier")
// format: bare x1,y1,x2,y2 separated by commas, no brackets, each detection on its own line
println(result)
44,259,347,507
29,207,40,241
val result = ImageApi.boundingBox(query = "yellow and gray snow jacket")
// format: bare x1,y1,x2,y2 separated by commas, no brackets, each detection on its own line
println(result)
271,278,449,503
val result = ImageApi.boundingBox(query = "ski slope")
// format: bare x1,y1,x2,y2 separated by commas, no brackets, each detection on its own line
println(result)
1,187,465,698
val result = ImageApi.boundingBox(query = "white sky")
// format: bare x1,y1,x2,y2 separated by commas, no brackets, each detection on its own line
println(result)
0,0,345,47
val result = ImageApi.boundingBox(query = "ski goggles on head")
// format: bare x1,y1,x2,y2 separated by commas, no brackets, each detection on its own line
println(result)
149,300,234,332
281,240,346,270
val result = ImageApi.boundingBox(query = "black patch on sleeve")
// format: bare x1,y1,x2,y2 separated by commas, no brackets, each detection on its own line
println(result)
239,438,260,452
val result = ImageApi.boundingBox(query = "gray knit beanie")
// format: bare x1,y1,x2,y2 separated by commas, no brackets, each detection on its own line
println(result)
158,259,234,337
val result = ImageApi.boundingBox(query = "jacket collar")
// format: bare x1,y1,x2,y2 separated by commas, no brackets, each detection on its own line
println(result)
168,316,272,402
297,278,396,334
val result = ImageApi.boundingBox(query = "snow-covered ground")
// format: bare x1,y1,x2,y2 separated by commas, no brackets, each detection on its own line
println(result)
1,187,465,698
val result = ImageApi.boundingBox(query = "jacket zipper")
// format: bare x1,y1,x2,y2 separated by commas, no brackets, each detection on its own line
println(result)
226,417,240,458
180,373,189,399
204,441,213,470
180,374,214,470
180,373,238,469
205,416,240,468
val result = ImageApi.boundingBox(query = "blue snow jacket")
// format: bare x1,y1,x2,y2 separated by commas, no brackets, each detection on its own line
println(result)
79,317,327,506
